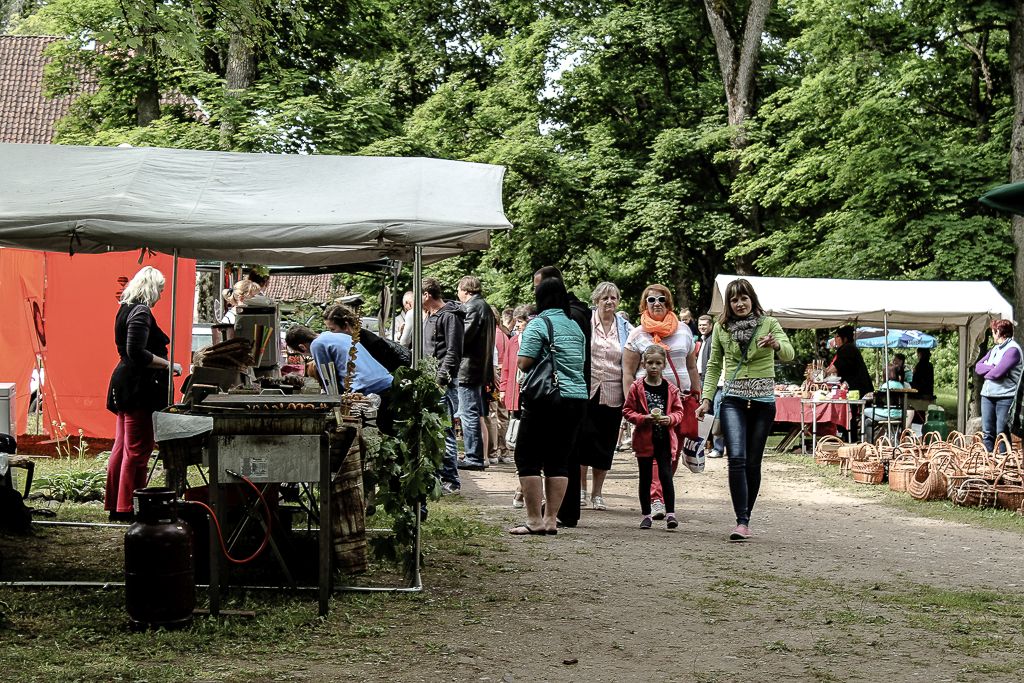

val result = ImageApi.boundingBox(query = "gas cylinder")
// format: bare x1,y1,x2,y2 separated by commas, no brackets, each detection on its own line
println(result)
923,404,949,440
124,487,195,630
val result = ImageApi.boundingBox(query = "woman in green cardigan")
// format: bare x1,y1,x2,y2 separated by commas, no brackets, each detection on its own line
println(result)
696,278,794,541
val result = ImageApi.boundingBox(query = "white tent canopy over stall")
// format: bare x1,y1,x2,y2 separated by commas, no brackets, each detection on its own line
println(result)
708,275,1015,430
0,141,512,356
0,143,512,593
0,143,510,265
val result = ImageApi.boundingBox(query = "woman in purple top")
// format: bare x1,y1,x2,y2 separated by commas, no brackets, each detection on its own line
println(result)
974,319,1023,453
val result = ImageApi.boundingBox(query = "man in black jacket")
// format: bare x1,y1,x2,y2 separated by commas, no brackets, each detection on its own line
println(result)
456,275,496,470
829,325,874,397
422,277,465,493
533,265,591,528
828,325,874,441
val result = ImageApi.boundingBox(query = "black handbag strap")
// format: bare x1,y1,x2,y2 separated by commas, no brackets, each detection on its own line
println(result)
541,315,555,353
541,316,558,381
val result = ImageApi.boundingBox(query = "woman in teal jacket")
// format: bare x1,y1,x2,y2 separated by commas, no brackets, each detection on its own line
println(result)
697,278,793,542
510,277,588,536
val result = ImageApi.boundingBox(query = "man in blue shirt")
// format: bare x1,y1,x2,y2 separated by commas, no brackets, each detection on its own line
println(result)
285,325,393,397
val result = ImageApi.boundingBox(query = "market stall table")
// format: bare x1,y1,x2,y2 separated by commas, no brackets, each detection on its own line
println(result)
867,387,918,440
798,398,867,455
771,396,866,453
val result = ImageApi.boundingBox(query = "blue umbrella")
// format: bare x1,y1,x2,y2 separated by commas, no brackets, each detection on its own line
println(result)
855,327,936,349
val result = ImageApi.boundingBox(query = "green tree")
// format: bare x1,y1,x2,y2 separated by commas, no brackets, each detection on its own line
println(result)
733,0,1014,295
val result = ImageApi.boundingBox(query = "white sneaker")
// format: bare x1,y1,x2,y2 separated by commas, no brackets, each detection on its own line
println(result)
708,449,723,459
591,495,607,511
651,499,666,520
511,491,525,508
580,489,588,505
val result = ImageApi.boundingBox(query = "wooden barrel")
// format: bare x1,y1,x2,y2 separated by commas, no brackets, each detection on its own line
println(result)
330,424,367,574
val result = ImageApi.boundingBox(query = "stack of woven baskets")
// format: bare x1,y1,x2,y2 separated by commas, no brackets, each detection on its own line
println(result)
944,434,1024,510
812,429,1024,512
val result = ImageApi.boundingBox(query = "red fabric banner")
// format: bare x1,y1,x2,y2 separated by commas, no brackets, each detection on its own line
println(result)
40,253,196,439
0,248,46,436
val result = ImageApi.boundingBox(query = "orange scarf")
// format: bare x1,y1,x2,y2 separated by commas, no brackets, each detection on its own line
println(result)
640,311,679,348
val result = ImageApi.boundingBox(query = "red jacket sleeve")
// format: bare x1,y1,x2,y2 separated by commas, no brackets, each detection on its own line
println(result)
622,380,647,425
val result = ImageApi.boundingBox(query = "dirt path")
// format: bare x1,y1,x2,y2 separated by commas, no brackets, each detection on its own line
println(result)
360,453,1024,683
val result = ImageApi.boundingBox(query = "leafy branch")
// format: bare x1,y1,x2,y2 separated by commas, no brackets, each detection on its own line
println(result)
363,359,446,578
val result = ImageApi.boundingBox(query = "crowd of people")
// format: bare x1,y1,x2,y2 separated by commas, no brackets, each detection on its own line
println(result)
103,264,1018,539
399,268,794,541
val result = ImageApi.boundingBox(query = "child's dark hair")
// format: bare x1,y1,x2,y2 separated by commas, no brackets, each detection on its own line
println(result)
642,345,667,362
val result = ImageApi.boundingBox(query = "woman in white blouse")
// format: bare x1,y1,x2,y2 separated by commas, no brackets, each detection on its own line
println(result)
579,282,632,510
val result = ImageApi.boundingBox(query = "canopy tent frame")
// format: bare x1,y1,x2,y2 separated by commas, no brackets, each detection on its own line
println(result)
709,275,1014,432
0,143,512,600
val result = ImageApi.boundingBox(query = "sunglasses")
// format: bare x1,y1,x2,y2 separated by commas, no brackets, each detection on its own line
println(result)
646,295,667,304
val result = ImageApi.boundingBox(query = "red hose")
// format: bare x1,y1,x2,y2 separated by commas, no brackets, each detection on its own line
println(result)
186,473,273,565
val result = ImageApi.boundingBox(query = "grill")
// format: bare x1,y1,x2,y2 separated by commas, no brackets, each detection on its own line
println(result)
188,392,344,616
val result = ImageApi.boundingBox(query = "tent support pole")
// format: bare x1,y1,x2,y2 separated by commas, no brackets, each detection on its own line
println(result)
958,323,969,432
216,261,225,321
168,250,179,406
883,313,892,441
409,246,423,590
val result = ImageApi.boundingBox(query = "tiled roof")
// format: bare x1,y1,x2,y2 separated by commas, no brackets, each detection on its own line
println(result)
264,274,345,304
0,35,91,144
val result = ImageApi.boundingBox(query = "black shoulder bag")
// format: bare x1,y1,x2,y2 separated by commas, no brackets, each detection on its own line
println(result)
519,316,560,403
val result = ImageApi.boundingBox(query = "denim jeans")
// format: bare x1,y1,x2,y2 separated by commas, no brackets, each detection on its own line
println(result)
720,397,776,526
981,395,1014,454
439,385,461,487
458,383,485,465
712,387,726,453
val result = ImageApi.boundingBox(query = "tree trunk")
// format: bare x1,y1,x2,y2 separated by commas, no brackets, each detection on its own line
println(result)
1010,2,1024,332
703,0,774,274
219,31,257,150
136,38,161,126
703,0,774,143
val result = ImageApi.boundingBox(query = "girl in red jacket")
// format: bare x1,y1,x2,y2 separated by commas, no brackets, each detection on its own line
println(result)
622,345,684,530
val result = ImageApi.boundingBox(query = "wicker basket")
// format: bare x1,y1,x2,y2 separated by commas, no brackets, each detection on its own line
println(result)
908,460,948,501
837,443,868,460
993,435,1023,484
994,484,1024,511
949,477,999,508
874,435,899,462
814,435,845,466
919,430,944,450
888,455,918,493
851,459,885,485
839,454,853,476
946,431,969,451
897,428,920,446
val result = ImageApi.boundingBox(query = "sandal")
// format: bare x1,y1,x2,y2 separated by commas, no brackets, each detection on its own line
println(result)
508,524,547,536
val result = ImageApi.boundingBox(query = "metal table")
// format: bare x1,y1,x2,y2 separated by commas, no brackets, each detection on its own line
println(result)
197,394,341,616
799,398,867,455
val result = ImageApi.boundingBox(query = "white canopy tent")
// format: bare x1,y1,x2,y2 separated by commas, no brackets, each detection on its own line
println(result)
0,143,510,264
0,143,512,593
708,275,1015,430
0,142,513,356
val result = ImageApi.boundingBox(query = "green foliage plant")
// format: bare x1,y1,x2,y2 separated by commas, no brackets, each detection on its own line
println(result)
362,359,446,578
35,455,107,503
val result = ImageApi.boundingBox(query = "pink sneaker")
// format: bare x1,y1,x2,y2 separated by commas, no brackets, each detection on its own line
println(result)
729,524,752,541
